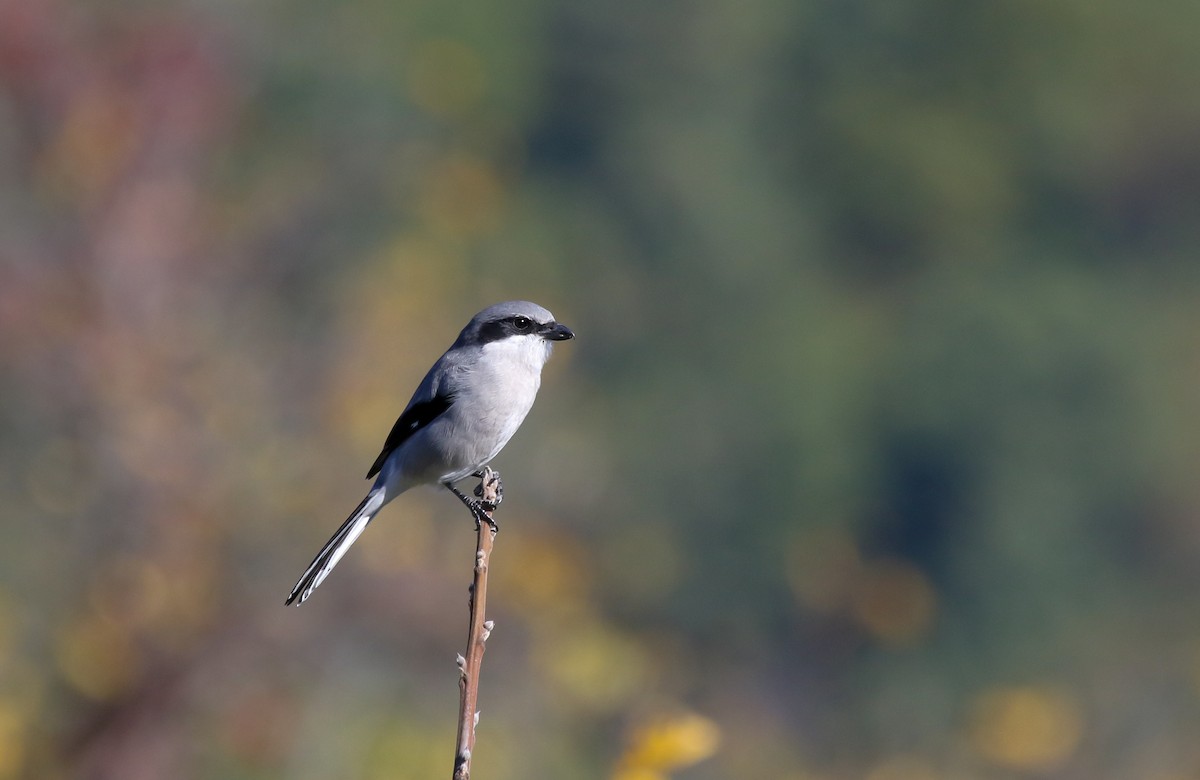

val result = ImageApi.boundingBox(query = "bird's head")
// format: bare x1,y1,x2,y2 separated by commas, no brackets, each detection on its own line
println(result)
457,301,574,349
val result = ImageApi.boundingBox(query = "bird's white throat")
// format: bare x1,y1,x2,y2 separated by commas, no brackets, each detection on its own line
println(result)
481,333,553,374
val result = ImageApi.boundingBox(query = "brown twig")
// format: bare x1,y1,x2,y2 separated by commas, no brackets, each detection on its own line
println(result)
452,467,501,780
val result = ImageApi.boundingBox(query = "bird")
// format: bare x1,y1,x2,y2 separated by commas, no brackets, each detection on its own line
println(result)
286,300,574,606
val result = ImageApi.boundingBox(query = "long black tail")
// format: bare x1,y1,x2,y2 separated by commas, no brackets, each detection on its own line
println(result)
286,489,384,606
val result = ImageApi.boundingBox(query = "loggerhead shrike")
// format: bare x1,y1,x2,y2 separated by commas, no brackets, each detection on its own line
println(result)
286,301,574,606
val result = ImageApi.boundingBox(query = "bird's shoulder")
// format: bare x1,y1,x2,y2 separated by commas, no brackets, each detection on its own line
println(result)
363,353,472,479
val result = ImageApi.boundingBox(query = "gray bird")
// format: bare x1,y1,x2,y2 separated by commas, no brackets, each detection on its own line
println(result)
286,301,574,605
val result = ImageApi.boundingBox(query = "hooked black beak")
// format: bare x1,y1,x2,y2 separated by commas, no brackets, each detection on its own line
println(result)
544,322,575,341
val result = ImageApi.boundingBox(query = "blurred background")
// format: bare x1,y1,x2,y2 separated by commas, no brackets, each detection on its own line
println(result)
2,0,1200,777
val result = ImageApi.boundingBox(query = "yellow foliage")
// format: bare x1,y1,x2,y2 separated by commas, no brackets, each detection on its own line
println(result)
0,701,25,778
614,712,721,780
968,685,1083,770
538,618,650,713
54,614,138,701
494,531,591,619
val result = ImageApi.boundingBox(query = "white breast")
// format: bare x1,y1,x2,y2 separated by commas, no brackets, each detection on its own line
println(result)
437,335,552,481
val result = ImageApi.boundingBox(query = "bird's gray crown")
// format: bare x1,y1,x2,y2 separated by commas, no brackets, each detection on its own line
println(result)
454,301,559,347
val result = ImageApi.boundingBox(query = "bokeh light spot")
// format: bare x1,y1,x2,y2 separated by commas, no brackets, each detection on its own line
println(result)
0,700,26,778
614,712,721,779
54,614,138,701
968,685,1083,770
539,618,650,713
851,557,937,646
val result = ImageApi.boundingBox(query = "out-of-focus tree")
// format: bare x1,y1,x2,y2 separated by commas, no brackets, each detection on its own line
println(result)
1,0,1199,777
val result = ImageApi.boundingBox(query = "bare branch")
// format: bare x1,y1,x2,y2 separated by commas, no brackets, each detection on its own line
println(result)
452,467,501,780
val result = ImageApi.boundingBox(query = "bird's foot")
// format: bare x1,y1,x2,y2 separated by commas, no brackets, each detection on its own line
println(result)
447,481,500,532
473,469,503,511
477,511,499,533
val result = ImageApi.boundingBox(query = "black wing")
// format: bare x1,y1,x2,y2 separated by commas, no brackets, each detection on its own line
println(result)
365,393,454,478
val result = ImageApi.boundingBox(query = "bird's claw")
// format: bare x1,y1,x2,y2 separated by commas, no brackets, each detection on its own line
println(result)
473,470,503,511
462,497,498,532
449,475,501,532
476,511,499,533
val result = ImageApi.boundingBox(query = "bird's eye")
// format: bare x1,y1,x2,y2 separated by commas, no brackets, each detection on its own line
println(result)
512,316,532,331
